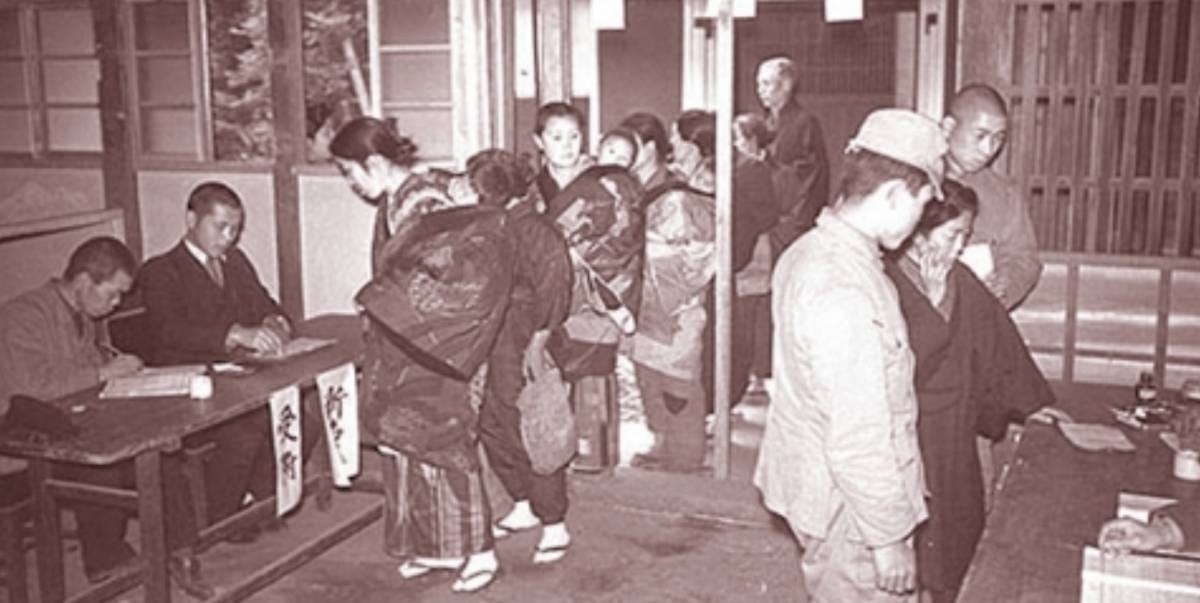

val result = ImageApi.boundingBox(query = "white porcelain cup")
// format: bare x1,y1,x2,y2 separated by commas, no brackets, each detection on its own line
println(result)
1174,449,1200,481
189,375,213,400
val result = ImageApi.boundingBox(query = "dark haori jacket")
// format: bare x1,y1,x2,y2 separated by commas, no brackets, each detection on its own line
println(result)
140,243,286,366
542,165,645,379
357,175,514,473
484,201,574,413
884,258,1056,595
767,100,830,260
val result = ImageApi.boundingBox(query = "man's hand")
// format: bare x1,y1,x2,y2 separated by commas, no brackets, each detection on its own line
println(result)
99,354,143,381
869,539,916,595
261,314,292,341
227,324,285,356
1099,517,1184,555
1028,406,1073,425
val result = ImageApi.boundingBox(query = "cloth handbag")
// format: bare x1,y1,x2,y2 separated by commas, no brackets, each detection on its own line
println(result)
516,361,577,475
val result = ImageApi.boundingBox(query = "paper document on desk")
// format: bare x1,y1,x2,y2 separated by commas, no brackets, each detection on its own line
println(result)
959,243,995,280
99,365,207,399
1057,421,1136,452
1081,545,1200,601
1117,492,1177,523
244,337,334,363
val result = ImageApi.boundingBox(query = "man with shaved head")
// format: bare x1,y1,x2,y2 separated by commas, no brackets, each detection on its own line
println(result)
756,55,831,259
940,84,1042,309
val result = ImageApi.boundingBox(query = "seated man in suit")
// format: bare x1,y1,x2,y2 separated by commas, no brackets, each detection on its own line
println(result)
140,182,311,542
0,237,212,597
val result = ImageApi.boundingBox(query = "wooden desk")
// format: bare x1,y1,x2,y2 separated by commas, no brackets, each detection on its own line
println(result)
958,382,1200,602
0,314,377,603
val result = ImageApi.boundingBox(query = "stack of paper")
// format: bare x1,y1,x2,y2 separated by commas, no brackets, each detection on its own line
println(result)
99,365,205,399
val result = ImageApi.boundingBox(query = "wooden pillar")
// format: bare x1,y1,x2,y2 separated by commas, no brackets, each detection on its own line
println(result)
535,0,570,103
712,0,734,480
92,0,141,259
267,0,305,319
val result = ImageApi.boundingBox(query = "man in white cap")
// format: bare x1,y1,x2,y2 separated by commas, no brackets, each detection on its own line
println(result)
755,108,945,601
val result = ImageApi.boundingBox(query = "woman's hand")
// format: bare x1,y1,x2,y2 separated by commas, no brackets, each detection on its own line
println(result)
917,250,952,306
523,329,553,382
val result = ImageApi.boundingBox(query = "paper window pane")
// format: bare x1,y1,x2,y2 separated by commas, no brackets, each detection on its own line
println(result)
383,107,452,160
0,10,20,55
43,59,99,103
141,107,195,155
47,108,101,152
134,2,189,51
38,8,94,55
380,52,450,102
138,56,193,104
0,60,27,103
0,109,32,152
379,0,448,45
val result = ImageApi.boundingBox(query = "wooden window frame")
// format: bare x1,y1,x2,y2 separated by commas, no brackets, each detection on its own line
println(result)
0,1,104,166
121,0,214,167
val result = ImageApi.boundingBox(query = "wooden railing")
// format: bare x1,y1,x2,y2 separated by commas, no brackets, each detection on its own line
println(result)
1012,251,1200,389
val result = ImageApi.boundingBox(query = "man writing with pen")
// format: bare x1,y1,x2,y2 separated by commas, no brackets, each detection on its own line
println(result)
0,236,215,597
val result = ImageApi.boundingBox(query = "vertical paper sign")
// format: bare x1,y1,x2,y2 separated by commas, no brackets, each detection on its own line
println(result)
317,363,360,487
269,386,302,516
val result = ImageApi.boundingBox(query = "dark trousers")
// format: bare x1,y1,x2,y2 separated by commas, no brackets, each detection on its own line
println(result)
194,397,322,523
703,290,765,414
54,458,198,575
479,321,568,524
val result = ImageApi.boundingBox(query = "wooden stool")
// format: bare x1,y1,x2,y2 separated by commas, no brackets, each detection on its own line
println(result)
0,458,31,603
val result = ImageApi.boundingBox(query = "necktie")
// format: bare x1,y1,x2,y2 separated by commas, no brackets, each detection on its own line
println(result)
206,256,225,289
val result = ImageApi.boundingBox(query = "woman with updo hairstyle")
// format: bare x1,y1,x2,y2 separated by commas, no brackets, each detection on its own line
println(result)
884,179,1062,603
619,111,674,192
330,122,510,593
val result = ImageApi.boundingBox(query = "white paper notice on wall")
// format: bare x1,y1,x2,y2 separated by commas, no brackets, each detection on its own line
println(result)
269,386,303,517
592,0,625,30
825,0,864,22
317,363,360,488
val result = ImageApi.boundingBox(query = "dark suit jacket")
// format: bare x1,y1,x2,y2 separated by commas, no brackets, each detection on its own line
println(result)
140,242,286,366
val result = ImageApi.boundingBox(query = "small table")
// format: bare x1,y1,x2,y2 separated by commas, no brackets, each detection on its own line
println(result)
0,314,376,603
958,382,1200,602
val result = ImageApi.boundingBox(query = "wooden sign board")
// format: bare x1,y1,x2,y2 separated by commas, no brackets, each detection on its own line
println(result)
1081,546,1200,602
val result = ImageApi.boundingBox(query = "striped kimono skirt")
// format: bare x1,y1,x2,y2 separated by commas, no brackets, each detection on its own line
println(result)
379,445,493,560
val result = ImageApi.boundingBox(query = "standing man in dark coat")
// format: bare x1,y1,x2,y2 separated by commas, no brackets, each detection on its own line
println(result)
756,55,831,260
139,182,300,540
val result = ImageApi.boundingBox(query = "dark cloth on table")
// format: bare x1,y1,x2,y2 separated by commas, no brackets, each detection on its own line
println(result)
139,241,301,523
479,203,574,524
885,258,1055,599
766,100,830,261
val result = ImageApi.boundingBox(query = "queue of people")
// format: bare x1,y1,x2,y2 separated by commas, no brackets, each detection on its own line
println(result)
0,49,1066,601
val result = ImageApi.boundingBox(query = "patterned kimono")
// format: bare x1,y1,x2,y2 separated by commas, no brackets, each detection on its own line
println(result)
541,165,645,379
356,173,512,560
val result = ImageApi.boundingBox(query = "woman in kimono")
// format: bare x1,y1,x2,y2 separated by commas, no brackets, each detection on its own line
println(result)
330,119,516,593
529,102,593,206
630,110,718,472
475,150,578,565
884,179,1062,603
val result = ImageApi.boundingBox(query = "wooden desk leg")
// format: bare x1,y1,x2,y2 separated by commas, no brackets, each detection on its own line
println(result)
29,459,64,603
134,451,170,603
